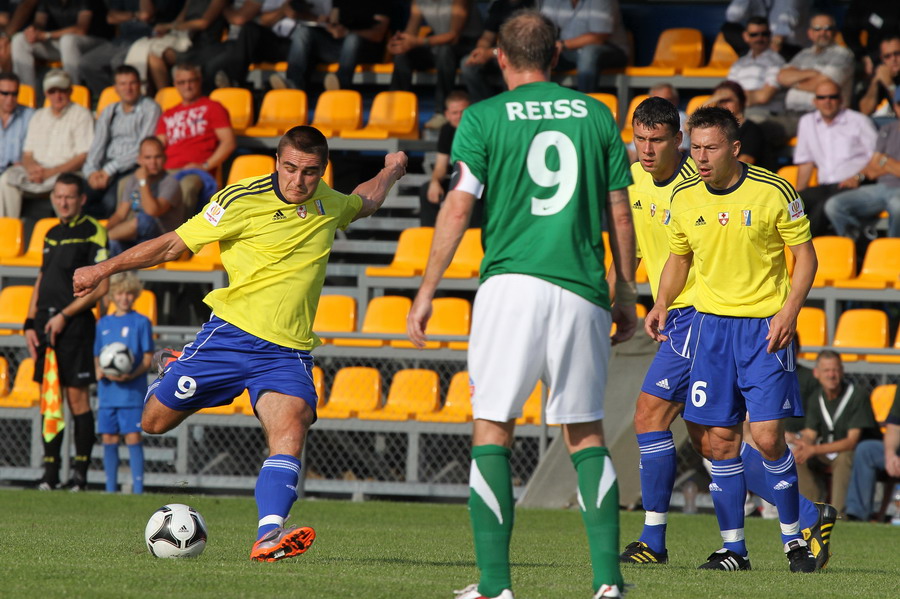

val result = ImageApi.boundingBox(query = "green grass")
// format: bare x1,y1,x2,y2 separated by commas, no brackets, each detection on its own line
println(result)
0,488,896,598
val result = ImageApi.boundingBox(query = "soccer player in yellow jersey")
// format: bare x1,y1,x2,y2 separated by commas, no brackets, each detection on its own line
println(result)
646,107,819,573
73,126,408,562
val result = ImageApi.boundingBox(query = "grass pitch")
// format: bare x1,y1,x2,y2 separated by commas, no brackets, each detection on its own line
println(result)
0,488,895,598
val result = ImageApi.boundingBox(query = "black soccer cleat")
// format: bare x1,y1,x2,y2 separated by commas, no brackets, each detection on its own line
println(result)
619,540,669,564
801,502,836,570
697,548,751,571
785,538,817,573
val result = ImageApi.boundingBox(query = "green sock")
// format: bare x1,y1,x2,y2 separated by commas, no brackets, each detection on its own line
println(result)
469,444,514,597
571,446,625,592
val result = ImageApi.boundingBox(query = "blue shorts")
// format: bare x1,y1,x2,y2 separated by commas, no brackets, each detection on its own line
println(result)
684,313,804,427
641,306,696,403
97,406,143,435
149,316,318,415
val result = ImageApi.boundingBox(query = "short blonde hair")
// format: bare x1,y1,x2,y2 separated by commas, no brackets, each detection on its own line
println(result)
108,272,143,297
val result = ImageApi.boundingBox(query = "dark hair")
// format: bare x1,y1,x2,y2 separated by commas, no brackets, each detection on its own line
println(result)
278,126,329,167
54,172,86,196
746,16,769,29
139,136,165,153
881,33,900,48
445,89,470,105
687,106,740,143
114,64,140,80
632,96,681,136
0,72,20,86
498,10,558,72
713,80,747,112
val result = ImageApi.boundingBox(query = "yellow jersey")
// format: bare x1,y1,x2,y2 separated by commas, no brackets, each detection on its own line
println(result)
628,153,697,309
667,163,811,318
175,173,362,350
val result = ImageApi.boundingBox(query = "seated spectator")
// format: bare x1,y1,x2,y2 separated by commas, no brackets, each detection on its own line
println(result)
155,62,236,213
0,69,93,219
727,16,786,120
0,0,39,73
106,136,182,256
721,0,809,60
841,0,900,80
824,116,900,240
84,65,162,219
0,72,34,192
857,34,900,121
845,384,900,522
11,0,111,91
774,12,855,138
793,79,877,236
459,0,534,103
791,350,877,516
703,80,769,169
541,0,628,94
389,0,482,129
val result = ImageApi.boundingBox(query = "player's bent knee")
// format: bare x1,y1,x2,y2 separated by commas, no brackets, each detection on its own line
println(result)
141,395,188,435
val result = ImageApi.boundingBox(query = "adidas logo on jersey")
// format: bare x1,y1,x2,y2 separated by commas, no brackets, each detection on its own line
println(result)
709,483,723,492
782,398,791,410
774,480,792,491
633,200,642,209
272,210,286,221
656,379,670,390
695,216,707,226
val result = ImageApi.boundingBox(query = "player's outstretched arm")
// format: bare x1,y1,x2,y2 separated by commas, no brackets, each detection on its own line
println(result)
606,187,638,344
352,151,408,220
645,251,692,342
767,239,817,353
73,231,188,297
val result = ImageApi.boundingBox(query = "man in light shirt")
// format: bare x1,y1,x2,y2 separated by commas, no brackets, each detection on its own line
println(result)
0,72,34,201
728,17,786,119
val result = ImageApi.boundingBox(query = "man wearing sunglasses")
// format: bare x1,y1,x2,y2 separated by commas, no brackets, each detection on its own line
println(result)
0,72,34,207
858,35,900,120
727,17,786,116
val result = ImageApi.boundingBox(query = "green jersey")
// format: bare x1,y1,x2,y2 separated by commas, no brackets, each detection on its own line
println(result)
451,81,631,308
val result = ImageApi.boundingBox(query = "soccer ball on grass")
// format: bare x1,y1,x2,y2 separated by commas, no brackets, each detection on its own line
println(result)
99,342,134,377
145,504,208,558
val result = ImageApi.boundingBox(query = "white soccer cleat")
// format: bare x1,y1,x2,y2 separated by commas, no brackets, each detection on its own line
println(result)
453,583,515,599
593,584,625,598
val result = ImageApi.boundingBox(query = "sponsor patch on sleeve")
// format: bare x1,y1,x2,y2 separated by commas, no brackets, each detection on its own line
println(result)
788,198,805,221
204,202,226,226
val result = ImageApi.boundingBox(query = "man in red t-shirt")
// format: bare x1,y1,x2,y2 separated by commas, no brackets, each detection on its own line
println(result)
155,63,236,213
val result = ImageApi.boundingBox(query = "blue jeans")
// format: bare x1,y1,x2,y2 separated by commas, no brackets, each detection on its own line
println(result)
555,44,627,92
845,439,889,520
286,26,381,90
824,182,900,238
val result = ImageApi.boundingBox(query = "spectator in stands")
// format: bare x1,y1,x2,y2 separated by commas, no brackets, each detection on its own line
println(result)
0,72,34,193
792,79,877,236
727,17,785,119
824,116,900,240
541,0,628,94
155,62,235,214
721,0,810,60
702,80,769,169
774,12,855,138
11,0,111,91
791,350,877,516
106,137,182,256
845,385,900,522
459,0,534,103
0,69,93,219
841,0,900,80
388,0,482,129
857,34,900,122
84,65,162,219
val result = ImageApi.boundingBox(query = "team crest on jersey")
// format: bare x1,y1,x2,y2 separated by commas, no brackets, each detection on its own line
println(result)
204,202,225,226
297,205,307,219
741,210,751,226
315,199,326,215
650,203,657,217
788,199,805,221
718,212,729,226
662,209,671,225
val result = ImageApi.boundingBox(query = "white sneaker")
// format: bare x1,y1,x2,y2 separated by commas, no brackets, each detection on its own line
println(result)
593,584,624,598
453,584,514,599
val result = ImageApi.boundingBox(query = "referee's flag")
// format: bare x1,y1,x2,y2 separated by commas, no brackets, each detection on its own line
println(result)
40,347,65,443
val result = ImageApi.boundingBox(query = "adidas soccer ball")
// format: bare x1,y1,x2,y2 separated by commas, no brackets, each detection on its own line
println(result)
99,342,134,377
145,504,208,558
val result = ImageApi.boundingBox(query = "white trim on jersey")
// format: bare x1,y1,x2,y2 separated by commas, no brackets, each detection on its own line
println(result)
451,161,485,198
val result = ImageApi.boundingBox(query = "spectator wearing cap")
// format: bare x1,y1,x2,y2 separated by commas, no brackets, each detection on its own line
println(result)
0,68,93,219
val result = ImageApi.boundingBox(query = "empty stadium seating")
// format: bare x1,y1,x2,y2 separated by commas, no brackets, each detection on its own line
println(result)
226,154,275,186
0,286,33,335
832,238,900,289
318,366,382,419
210,87,254,132
626,28,704,77
871,384,898,433
0,218,57,267
444,228,483,278
619,94,649,144
358,369,440,420
340,91,419,139
587,93,618,122
811,236,856,287
365,227,434,277
417,371,472,423
0,218,24,259
797,307,826,360
1,358,39,408
312,294,357,344
681,32,739,77
310,90,363,137
832,309,890,362
244,89,308,136
390,297,471,350
331,296,410,347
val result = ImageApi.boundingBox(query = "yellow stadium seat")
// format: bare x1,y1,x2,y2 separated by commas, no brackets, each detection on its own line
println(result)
681,32,739,77
226,154,276,186
155,86,181,112
516,382,545,425
587,93,618,122
832,238,900,289
0,356,9,397
365,227,434,277
2,358,39,407
796,307,826,360
811,236,856,287
312,294,357,344
310,90,363,138
686,94,711,115
234,388,254,415
391,297,470,350
244,89,308,137
832,308,889,362
0,217,57,267
871,384,898,433
867,323,900,364
95,86,121,116
626,28,704,77
313,366,326,408
417,371,472,423
18,84,35,108
107,289,158,325
777,165,818,188
635,259,648,284
0,217,24,259
358,369,440,420
323,160,333,187
619,94,649,144
0,285,33,335
210,87,254,132
164,241,222,271
318,366,381,419
444,228,483,278
44,84,89,109
340,91,419,139
331,296,410,348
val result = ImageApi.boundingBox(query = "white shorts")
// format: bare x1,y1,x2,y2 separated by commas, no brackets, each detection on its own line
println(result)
468,274,612,425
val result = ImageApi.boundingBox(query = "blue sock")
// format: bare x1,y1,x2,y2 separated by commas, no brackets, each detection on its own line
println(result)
762,448,802,545
709,457,747,556
127,443,144,494
740,443,818,529
103,444,119,493
255,454,301,540
636,431,676,553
